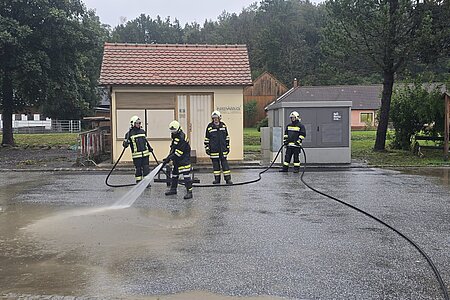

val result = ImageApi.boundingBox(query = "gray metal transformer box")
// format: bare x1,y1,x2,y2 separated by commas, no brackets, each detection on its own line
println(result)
265,100,352,164
261,127,282,164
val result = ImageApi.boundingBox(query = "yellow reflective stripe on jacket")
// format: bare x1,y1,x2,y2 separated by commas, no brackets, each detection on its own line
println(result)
288,126,300,131
178,165,191,173
210,152,219,158
131,134,146,139
175,149,183,157
299,135,305,140
130,134,146,151
132,150,150,158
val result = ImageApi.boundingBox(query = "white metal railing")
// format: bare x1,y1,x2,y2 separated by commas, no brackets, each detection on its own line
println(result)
50,120,81,133
1,119,82,133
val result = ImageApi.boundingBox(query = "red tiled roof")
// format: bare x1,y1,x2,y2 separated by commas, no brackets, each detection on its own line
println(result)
99,43,252,86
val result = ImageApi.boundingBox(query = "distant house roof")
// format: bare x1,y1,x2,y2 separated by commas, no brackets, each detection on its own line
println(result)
266,85,383,110
99,43,252,86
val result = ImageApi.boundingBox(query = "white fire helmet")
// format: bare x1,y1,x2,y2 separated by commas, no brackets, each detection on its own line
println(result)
130,115,141,127
211,110,222,119
168,120,181,133
289,111,300,121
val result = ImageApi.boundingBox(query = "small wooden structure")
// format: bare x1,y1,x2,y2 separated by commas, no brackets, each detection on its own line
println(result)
78,128,107,165
243,72,288,127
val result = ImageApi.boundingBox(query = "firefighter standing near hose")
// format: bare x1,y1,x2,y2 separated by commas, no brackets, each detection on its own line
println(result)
123,116,154,183
204,110,232,185
163,120,193,199
280,111,306,173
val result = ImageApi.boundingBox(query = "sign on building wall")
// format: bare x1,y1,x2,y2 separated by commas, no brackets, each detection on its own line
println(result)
216,105,242,115
333,111,342,121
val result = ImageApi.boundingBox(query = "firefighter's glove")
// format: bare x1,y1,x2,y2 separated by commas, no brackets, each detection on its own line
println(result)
283,140,288,146
162,157,170,165
297,139,303,146
149,146,154,153
122,140,129,148
205,148,211,155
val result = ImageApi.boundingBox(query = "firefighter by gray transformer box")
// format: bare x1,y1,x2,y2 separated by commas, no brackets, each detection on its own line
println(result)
265,87,351,164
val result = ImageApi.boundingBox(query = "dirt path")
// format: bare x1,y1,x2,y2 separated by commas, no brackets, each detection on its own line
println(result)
0,147,78,169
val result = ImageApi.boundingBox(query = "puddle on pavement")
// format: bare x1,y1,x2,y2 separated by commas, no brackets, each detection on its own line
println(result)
1,201,200,296
1,200,282,299
0,174,282,298
395,167,450,189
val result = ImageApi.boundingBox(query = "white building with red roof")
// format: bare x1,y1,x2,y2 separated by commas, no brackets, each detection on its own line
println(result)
100,43,252,163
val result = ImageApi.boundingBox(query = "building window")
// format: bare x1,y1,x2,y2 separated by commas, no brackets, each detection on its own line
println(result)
360,113,374,125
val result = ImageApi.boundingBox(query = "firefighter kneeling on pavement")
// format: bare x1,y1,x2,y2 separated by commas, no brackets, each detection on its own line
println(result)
123,116,154,183
163,120,193,199
204,110,232,185
280,111,306,173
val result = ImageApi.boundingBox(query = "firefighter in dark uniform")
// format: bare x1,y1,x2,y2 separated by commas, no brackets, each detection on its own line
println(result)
123,115,153,183
204,110,232,185
163,120,193,199
280,111,306,173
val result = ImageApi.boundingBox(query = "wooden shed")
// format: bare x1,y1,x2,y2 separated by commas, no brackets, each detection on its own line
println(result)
243,72,288,127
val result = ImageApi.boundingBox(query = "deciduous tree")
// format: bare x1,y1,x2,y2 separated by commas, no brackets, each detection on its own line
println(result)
0,0,108,145
323,0,446,151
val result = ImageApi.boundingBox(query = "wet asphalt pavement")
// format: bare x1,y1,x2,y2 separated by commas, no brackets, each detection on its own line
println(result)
0,167,449,299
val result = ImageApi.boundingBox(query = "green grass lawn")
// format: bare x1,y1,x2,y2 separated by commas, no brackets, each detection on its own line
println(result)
0,133,79,147
243,127,261,152
352,130,449,166
244,128,449,166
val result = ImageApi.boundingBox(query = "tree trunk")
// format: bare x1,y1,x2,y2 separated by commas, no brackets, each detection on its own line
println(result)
1,70,14,146
374,71,395,151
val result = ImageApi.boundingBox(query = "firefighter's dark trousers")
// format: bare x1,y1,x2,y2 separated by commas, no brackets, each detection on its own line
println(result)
169,161,192,194
133,156,150,182
212,154,231,182
282,146,300,171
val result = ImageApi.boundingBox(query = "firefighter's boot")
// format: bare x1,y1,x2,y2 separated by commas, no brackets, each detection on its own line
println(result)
225,175,233,185
165,177,178,195
184,178,193,199
212,175,221,184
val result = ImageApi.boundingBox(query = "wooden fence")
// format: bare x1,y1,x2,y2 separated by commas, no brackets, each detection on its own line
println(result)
78,128,106,165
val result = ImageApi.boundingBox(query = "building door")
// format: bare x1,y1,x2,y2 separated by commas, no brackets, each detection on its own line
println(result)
177,94,213,158
316,108,349,148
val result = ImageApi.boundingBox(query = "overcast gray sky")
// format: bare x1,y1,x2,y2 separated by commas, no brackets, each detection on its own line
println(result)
82,0,323,27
